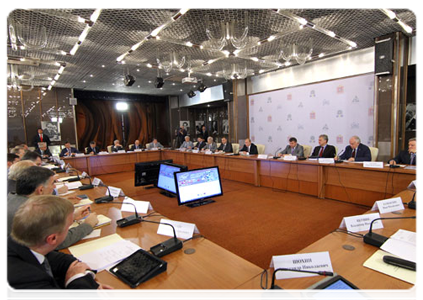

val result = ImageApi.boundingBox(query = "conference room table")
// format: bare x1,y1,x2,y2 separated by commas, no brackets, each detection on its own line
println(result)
63,149,416,207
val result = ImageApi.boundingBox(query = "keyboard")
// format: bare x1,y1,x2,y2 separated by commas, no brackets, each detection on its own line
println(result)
110,249,167,288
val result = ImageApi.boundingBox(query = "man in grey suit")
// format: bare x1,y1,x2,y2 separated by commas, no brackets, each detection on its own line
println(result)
147,138,164,150
202,136,217,152
179,136,194,150
277,137,304,157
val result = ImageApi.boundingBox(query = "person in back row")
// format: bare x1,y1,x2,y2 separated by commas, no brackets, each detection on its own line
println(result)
217,137,233,153
338,136,371,161
277,137,304,157
240,138,258,155
86,141,100,155
147,138,164,150
389,138,416,165
7,166,98,250
311,134,336,158
8,153,20,170
8,195,111,289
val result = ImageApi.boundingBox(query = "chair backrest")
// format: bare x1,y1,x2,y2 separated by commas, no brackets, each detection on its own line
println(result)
232,143,239,154
216,143,221,149
107,145,112,153
302,145,312,158
369,147,379,161
256,144,266,154
85,147,89,154
49,145,61,156
334,146,338,157
145,143,150,149
128,144,134,150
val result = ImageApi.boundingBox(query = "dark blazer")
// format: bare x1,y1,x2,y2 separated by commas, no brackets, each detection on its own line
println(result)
390,150,416,165
129,144,143,151
339,144,372,161
200,130,209,140
195,141,207,150
59,147,80,157
311,145,336,158
34,148,52,158
111,145,124,152
217,142,233,153
8,237,99,289
32,134,51,148
86,146,100,155
240,143,258,155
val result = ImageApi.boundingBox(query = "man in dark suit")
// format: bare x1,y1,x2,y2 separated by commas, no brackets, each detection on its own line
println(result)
217,137,233,153
194,136,206,150
389,138,416,165
111,140,124,152
176,126,187,148
32,128,51,149
59,142,80,157
34,143,52,158
338,136,371,161
86,141,100,155
8,195,109,289
129,140,143,151
311,134,336,158
240,138,258,155
200,125,209,141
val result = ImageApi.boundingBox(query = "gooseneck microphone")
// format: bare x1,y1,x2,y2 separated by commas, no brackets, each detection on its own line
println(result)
261,268,333,300
79,173,94,190
142,219,183,257
335,149,345,163
363,216,416,247
273,148,282,159
94,183,114,203
408,192,416,210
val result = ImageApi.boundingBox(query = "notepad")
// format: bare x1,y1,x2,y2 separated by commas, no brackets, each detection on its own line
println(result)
70,214,111,230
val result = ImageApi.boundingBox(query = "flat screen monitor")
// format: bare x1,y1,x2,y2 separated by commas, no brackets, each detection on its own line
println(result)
157,163,188,197
174,166,223,207
134,159,172,187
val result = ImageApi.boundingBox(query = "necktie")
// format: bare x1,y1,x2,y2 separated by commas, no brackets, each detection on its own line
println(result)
42,258,54,278
40,134,43,142
351,148,356,158
291,147,295,154
410,153,416,165
318,147,324,157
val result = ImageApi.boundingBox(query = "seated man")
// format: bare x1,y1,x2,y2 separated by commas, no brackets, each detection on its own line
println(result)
7,160,35,194
34,142,52,158
202,136,217,152
21,151,43,166
147,138,164,150
277,137,304,157
240,138,258,155
338,136,371,162
86,141,100,155
111,140,124,152
217,137,233,153
11,146,27,159
8,195,110,289
4,153,20,180
389,138,416,165
7,166,98,250
180,136,194,150
194,136,206,150
60,142,80,157
311,134,336,158
129,140,143,151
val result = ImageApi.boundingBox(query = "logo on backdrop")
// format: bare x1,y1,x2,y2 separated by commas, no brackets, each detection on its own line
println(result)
287,114,292,121
368,136,374,146
287,94,292,101
277,125,282,131
337,135,344,144
336,110,343,118
259,126,264,131
259,107,263,112
251,117,255,123
323,99,330,106
310,111,316,119
322,124,329,131
310,90,316,97
268,115,272,122
298,102,303,108
268,136,273,142
250,99,254,106
297,124,304,130
267,97,272,103
352,96,360,103
351,122,360,129
277,105,282,110
310,136,316,144
368,107,374,116
337,85,344,94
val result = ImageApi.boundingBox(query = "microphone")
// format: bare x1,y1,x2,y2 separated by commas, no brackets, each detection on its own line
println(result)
261,268,333,300
79,172,94,190
363,216,416,247
335,149,345,163
408,192,416,210
142,219,183,257
273,148,282,159
94,183,114,203
114,201,142,227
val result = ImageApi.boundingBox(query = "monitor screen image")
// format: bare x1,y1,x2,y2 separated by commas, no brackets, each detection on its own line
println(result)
157,163,187,194
134,159,172,187
175,166,223,207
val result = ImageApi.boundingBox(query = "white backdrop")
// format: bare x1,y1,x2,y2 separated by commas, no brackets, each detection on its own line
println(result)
248,73,375,155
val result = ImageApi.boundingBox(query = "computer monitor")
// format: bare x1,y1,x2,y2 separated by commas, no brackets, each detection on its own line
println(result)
134,159,172,187
157,163,188,197
174,166,223,208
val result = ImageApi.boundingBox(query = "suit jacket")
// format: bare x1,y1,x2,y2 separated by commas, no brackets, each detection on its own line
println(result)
180,141,194,149
147,142,164,150
111,145,123,152
339,144,371,161
203,142,217,152
391,150,416,165
8,237,99,289
32,134,51,148
129,144,143,151
240,143,258,155
86,146,100,155
59,147,79,157
311,145,336,158
279,144,304,157
35,148,52,158
200,130,209,140
195,141,207,150
217,142,233,153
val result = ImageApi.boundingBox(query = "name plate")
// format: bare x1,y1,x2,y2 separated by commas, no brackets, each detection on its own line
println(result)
339,212,383,233
117,150,126,153
75,153,85,157
92,177,102,186
120,197,153,214
157,219,200,240
98,151,109,155
371,197,404,214
204,150,213,155
283,155,297,161
407,180,417,189
151,147,158,151
363,161,384,168
318,158,335,164
134,149,142,152
257,154,268,159
270,252,333,280
192,149,199,153
107,186,125,198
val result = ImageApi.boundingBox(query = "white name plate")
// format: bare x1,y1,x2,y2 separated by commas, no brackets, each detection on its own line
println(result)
75,153,85,157
318,158,334,164
257,154,268,159
134,149,142,152
157,219,199,240
283,155,297,161
270,251,333,280
407,180,417,189
192,149,199,153
363,161,384,168
92,177,102,186
120,197,153,214
371,197,404,214
204,150,213,155
107,186,125,198
98,151,108,155
340,212,383,233
117,150,126,153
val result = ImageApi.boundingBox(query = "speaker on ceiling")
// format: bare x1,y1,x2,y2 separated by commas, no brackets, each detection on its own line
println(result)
222,81,233,102
154,77,164,88
124,74,136,86
375,37,394,76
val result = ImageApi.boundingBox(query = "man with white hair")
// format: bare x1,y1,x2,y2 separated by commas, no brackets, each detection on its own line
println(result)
338,136,371,161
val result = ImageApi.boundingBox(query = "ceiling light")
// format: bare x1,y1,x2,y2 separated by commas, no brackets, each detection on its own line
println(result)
251,57,259,62
117,53,128,62
69,43,80,55
116,102,128,111
267,35,276,42
319,53,325,58
398,20,413,33
327,31,336,38
78,26,90,42
179,9,189,15
90,9,102,23
146,64,152,68
381,9,396,19
186,41,193,47
77,16,86,23
54,74,60,81
151,25,165,37
102,65,105,68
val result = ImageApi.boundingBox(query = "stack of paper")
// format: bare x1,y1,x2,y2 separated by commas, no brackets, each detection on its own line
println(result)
70,214,112,230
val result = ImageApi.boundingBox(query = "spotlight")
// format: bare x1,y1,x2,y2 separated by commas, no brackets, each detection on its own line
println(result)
187,90,196,98
124,74,135,86
154,77,164,88
198,83,207,92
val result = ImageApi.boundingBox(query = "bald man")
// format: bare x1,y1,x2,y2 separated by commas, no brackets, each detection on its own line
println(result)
338,136,371,162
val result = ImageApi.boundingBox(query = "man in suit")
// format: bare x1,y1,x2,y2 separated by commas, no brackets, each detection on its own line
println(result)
147,138,164,150
311,134,336,158
194,136,206,150
35,143,52,158
7,166,98,249
7,160,35,194
21,151,43,166
8,195,110,289
217,137,233,153
389,138,416,165
240,138,258,155
60,142,80,157
338,136,371,162
200,125,208,141
129,140,143,151
202,136,217,152
176,126,187,147
32,128,51,149
86,141,100,155
111,140,124,152
180,136,194,150
8,153,20,170
277,137,304,157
